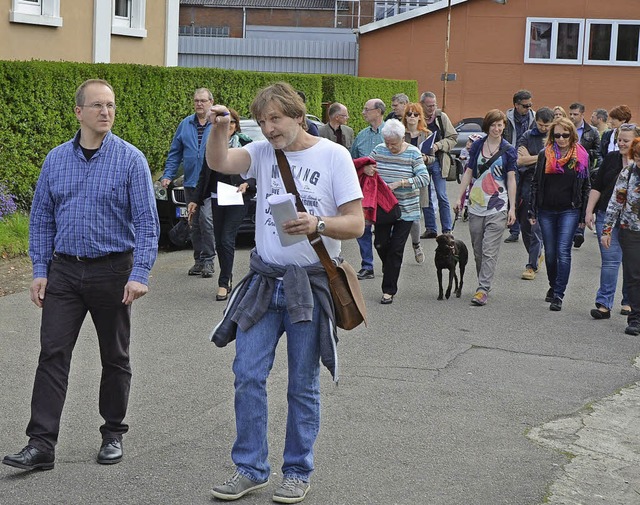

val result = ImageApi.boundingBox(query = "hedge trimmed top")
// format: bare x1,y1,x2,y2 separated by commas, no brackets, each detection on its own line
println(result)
0,60,416,208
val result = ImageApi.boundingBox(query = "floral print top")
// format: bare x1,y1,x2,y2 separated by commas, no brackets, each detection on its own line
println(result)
603,163,640,235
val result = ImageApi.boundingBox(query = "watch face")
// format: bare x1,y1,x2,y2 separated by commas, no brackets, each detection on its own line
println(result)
317,219,326,232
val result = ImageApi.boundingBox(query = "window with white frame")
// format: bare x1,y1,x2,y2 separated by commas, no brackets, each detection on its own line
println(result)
525,17,640,67
584,19,640,66
112,0,147,38
10,0,62,27
374,1,435,22
525,18,584,64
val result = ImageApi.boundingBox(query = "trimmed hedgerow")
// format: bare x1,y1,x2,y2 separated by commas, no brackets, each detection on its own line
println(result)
0,60,416,208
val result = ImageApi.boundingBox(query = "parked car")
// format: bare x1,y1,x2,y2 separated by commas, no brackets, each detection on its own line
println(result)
154,118,265,246
450,117,484,158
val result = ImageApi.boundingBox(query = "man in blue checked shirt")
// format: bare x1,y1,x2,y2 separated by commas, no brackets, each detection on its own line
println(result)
3,79,159,472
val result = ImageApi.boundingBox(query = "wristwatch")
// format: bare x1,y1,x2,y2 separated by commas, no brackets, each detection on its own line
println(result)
316,216,326,234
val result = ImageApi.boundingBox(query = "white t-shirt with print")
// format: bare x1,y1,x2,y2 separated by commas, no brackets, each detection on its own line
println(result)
242,138,363,267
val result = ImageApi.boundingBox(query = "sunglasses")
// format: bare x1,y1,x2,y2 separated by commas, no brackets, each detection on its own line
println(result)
518,103,533,108
553,133,571,139
405,112,421,118
619,123,638,131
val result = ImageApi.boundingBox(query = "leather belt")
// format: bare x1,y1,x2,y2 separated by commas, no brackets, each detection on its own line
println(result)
54,250,132,264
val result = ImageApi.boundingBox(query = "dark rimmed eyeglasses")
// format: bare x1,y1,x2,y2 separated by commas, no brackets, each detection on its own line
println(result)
553,133,571,139
619,123,638,131
518,103,533,108
405,112,421,118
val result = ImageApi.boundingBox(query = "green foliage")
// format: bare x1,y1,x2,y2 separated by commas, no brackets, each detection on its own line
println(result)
0,212,29,257
322,75,418,132
0,60,416,208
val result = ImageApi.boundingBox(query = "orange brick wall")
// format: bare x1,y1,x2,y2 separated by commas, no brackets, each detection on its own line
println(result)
358,0,640,124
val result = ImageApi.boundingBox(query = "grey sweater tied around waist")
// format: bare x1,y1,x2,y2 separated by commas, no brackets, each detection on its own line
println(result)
210,249,340,381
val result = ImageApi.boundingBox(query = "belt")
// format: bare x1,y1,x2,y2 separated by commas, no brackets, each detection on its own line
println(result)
54,250,132,264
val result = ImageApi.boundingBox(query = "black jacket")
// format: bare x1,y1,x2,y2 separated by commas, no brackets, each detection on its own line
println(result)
599,129,615,160
579,122,602,175
190,134,256,206
529,150,591,223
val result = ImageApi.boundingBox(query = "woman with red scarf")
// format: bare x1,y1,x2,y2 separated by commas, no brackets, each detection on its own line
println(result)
529,117,591,311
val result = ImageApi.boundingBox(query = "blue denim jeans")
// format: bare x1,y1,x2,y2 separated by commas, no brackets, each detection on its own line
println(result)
595,211,628,309
231,279,321,483
517,204,543,270
538,208,580,299
357,224,374,270
423,159,453,233
184,188,215,263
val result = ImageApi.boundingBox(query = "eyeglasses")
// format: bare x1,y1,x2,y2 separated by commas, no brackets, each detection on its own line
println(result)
619,123,638,131
405,112,421,118
229,120,237,124
362,108,376,113
553,133,571,139
336,113,349,118
518,103,533,108
194,98,211,104
81,102,116,112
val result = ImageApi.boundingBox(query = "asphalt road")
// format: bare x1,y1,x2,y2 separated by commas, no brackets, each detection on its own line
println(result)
2,193,640,504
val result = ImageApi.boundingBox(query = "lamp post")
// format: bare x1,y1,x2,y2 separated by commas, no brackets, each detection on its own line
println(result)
441,0,507,112
441,0,452,112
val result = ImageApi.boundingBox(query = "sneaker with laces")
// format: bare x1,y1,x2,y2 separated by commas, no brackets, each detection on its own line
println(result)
521,267,536,280
188,263,204,276
471,291,487,306
272,476,310,504
211,471,268,501
413,243,425,264
201,261,215,278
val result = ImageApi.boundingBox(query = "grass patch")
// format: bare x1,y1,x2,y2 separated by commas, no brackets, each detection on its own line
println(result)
0,212,29,257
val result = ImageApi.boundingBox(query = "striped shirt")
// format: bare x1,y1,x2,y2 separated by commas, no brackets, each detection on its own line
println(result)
29,130,160,284
371,143,429,221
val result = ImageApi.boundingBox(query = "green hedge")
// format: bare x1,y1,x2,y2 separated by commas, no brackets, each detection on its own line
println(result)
0,60,416,209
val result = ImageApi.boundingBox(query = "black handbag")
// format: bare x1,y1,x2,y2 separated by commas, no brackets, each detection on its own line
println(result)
168,219,190,247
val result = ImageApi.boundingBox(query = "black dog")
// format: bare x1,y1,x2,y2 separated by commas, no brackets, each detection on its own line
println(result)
434,234,468,300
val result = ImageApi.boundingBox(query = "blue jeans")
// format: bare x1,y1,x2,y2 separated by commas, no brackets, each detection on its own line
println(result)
538,208,580,299
595,211,628,309
357,224,374,270
517,204,543,270
231,280,321,483
184,188,215,263
423,159,453,233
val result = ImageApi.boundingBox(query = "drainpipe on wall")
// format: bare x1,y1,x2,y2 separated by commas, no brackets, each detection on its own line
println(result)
242,7,246,38
353,29,360,77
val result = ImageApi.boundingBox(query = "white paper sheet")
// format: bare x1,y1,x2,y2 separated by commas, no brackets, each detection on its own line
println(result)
267,193,307,247
216,181,245,206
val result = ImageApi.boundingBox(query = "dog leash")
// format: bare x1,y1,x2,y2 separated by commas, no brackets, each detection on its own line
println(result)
451,208,459,232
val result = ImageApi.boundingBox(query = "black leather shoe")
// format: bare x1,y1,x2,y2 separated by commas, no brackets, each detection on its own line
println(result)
573,235,585,248
550,298,563,311
97,438,122,465
545,288,554,303
590,307,611,319
2,445,54,471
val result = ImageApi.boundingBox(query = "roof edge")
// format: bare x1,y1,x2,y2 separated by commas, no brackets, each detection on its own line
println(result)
358,0,470,35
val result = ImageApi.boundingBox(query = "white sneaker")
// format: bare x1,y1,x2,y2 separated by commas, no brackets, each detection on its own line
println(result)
413,243,425,264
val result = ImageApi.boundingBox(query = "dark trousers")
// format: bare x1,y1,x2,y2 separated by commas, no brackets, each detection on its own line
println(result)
374,219,413,295
27,253,133,452
212,200,246,289
619,229,640,326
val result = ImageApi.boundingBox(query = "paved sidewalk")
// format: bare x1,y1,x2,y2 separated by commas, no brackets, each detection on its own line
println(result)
1,213,640,504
